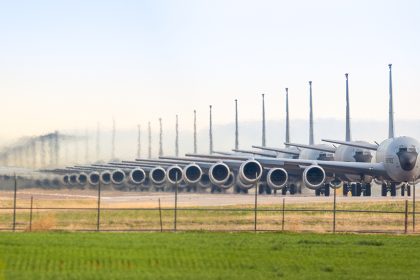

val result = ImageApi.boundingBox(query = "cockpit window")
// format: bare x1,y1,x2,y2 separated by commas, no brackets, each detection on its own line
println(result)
397,146,418,171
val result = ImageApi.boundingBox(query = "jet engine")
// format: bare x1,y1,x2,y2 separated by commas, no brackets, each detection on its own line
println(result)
166,165,183,185
77,173,88,186
302,165,326,190
111,169,126,185
100,171,112,185
88,171,100,186
198,173,212,189
182,163,202,184
129,168,146,185
150,167,166,185
209,162,230,185
266,168,288,190
219,172,235,189
238,160,263,185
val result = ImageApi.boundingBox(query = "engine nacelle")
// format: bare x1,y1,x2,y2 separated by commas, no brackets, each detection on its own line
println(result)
329,177,343,189
111,169,126,185
209,162,230,185
69,174,78,186
182,163,202,184
302,165,326,190
266,168,288,190
150,167,166,185
198,173,212,189
77,173,88,186
88,171,100,186
100,171,112,185
129,168,146,185
238,160,263,185
62,174,70,185
219,172,235,189
166,165,183,184
236,176,254,190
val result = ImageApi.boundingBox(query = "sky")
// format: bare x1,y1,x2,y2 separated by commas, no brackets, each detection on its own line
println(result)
0,0,419,155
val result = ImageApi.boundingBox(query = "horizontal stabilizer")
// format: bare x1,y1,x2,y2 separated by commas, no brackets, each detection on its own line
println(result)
322,139,378,150
252,145,300,155
285,142,336,153
232,149,277,158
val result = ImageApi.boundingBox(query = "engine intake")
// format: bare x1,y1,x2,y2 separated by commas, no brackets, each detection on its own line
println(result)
302,165,326,190
69,174,78,186
267,168,288,190
111,169,126,185
150,167,166,185
88,172,100,186
167,165,183,184
239,160,263,185
77,173,88,186
209,162,230,185
182,163,202,184
129,168,146,185
100,171,112,185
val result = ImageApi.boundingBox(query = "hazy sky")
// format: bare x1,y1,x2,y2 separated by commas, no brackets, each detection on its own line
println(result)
1,0,419,143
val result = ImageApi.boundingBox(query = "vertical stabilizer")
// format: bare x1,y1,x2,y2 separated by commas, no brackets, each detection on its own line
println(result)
388,64,395,138
96,123,100,161
137,124,141,158
309,81,314,145
285,88,290,144
262,94,266,147
193,110,197,153
159,118,163,156
148,122,152,159
175,115,179,157
111,118,116,159
209,105,213,154
235,99,239,150
345,73,351,141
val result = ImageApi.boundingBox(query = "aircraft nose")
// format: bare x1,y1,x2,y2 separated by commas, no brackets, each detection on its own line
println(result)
397,150,418,171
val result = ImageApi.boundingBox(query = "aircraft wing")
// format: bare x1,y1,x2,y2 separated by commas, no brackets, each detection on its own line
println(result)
322,139,378,150
232,149,277,158
252,157,388,178
251,145,300,155
285,142,336,153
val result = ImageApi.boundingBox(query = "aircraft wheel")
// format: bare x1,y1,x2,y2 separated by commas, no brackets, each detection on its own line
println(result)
381,184,387,196
390,184,397,197
324,184,330,197
401,184,405,196
289,185,297,195
343,183,349,196
407,185,411,197
281,187,287,195
315,189,321,196
266,186,272,195
364,183,372,196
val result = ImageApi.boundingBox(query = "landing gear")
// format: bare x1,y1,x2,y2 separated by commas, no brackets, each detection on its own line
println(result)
315,184,330,196
381,183,398,196
364,183,372,196
343,183,350,196
279,184,298,195
401,184,411,196
258,183,272,194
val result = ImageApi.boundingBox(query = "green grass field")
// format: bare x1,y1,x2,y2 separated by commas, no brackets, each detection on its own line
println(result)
0,232,420,279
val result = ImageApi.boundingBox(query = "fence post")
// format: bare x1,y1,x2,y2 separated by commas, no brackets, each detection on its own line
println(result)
333,187,337,234
404,200,408,234
158,198,163,232
29,196,34,232
96,180,101,232
413,181,416,232
174,173,178,232
281,197,285,231
254,174,258,233
12,174,17,232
